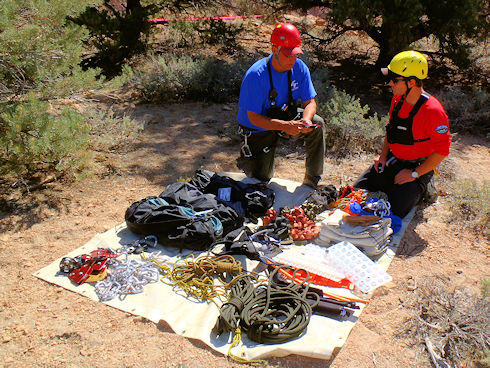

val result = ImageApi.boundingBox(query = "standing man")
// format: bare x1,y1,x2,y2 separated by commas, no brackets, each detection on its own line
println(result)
354,51,451,217
236,23,325,189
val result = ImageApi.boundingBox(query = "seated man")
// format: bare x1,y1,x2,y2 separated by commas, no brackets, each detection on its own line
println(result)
354,51,451,217
236,23,325,189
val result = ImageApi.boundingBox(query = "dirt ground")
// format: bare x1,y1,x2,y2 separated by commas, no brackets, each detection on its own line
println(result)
0,98,488,368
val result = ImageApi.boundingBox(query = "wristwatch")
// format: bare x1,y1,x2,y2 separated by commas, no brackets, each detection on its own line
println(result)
411,170,419,179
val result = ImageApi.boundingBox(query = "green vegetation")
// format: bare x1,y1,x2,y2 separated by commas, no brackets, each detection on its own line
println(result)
0,95,91,177
0,0,101,99
316,87,388,154
0,0,487,184
134,54,253,103
85,107,143,152
276,0,488,68
0,0,101,182
437,87,490,137
0,0,143,185
448,179,490,240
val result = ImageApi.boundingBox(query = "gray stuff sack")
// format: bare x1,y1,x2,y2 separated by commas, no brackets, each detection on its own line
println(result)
316,209,393,258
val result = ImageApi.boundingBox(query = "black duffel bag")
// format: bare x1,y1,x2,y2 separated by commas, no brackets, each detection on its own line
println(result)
125,196,191,235
125,189,244,251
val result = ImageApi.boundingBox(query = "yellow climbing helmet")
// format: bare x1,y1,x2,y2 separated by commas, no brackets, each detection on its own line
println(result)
385,50,428,79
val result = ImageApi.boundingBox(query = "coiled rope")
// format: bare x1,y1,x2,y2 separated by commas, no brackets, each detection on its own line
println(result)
240,266,314,345
144,254,245,304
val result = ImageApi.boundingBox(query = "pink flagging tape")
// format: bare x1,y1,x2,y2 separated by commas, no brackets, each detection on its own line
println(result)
149,14,264,23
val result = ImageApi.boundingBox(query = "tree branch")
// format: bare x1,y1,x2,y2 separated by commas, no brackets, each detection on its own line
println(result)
103,1,122,19
305,26,363,45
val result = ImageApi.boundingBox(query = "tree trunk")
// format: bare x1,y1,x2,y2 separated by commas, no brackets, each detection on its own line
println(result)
127,0,142,12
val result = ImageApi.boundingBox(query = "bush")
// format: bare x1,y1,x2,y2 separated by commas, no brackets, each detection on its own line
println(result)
197,19,243,54
316,87,388,155
403,277,490,367
0,95,91,178
437,87,490,137
69,2,154,78
86,107,143,152
135,54,253,103
448,178,489,240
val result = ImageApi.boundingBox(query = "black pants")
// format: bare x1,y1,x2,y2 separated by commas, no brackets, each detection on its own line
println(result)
354,153,433,218
237,109,325,182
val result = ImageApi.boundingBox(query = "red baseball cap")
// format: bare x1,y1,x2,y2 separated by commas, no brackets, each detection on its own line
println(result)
281,46,303,57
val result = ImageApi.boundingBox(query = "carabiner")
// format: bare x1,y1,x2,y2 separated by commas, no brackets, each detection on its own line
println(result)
241,134,252,158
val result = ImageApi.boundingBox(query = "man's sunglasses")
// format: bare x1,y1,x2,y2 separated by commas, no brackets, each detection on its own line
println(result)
385,70,405,84
391,77,405,84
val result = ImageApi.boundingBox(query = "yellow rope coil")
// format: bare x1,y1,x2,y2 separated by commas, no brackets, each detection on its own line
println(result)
144,253,246,303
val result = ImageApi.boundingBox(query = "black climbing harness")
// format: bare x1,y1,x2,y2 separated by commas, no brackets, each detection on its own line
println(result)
386,92,431,145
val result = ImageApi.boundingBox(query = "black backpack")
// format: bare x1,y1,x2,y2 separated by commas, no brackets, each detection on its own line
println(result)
190,169,275,221
125,185,244,251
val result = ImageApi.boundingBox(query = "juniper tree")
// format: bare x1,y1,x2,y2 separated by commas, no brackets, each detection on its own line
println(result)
271,0,488,68
0,0,101,179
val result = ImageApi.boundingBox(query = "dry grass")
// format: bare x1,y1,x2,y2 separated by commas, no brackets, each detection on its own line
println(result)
401,277,490,367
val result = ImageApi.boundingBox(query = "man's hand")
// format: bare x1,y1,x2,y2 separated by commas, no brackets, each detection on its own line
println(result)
281,120,315,135
374,155,387,173
394,168,415,184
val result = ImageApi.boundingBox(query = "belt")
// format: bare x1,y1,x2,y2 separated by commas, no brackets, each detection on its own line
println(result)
238,124,264,135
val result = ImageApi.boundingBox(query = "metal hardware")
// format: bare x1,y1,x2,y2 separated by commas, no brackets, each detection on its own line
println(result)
241,132,252,158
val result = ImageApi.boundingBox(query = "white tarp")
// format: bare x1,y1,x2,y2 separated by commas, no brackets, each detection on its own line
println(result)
34,174,415,361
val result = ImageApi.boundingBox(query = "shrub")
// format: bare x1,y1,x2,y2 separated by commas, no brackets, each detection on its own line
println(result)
437,87,489,137
0,95,91,178
86,107,143,152
403,277,490,367
448,178,489,240
69,2,154,78
316,87,388,155
197,19,244,54
310,64,331,103
159,20,199,49
135,54,253,103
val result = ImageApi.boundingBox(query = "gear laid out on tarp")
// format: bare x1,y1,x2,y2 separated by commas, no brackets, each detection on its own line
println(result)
59,248,118,285
190,169,275,221
34,173,418,363
317,209,393,259
125,171,275,251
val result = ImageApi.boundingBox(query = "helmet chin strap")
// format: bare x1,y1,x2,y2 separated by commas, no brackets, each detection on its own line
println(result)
273,46,281,61
272,46,288,71
403,80,412,98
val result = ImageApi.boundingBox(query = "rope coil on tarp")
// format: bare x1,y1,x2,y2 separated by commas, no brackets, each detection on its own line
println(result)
240,266,314,345
215,266,315,349
144,253,247,304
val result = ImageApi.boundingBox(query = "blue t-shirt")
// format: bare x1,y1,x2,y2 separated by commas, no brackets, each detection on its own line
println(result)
237,55,317,131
